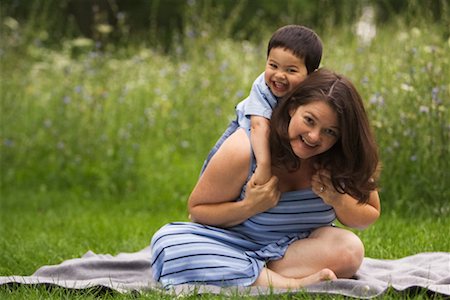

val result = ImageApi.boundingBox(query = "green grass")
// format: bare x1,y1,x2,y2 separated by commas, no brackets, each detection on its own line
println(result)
1,3,449,299
1,192,449,276
1,190,449,299
1,285,446,300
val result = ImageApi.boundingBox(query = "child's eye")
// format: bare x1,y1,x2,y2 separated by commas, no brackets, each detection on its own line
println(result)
269,63,278,69
287,68,298,73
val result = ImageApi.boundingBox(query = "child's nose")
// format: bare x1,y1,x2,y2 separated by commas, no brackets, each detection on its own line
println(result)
274,70,287,79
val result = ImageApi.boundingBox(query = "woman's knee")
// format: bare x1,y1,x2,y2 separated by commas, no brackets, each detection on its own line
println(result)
310,226,364,278
151,223,174,245
331,229,364,278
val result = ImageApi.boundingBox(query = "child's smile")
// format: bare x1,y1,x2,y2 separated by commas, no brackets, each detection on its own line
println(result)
265,47,307,98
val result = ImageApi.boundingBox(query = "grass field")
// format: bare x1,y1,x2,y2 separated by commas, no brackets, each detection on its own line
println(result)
1,190,449,299
1,3,449,299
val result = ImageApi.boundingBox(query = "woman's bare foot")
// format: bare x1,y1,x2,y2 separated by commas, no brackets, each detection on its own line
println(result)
287,268,337,288
253,267,336,289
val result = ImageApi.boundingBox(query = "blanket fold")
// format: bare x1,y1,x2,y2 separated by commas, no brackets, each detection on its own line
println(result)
1,248,449,298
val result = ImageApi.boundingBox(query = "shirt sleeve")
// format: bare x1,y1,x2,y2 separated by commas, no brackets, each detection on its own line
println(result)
243,72,278,120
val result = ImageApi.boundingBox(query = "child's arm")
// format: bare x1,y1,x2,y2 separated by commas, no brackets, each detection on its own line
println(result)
250,115,272,185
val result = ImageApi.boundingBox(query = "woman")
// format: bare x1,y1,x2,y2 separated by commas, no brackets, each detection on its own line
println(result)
151,68,381,289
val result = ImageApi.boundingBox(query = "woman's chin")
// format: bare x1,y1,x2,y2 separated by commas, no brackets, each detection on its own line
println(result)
291,142,317,159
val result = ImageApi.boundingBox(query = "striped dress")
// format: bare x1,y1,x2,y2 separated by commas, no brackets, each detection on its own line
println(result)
151,134,336,288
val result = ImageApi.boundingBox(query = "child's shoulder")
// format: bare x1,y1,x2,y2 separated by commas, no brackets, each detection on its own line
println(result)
252,71,266,86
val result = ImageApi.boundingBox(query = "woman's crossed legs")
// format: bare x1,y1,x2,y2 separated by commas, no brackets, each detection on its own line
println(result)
252,226,364,288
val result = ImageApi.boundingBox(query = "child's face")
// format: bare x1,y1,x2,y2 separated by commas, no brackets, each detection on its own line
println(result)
265,47,307,98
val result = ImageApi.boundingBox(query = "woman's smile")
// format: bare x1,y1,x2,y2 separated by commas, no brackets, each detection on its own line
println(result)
300,135,319,147
288,101,339,159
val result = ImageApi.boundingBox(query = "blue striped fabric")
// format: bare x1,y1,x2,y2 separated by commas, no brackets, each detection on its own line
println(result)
150,188,335,288
150,129,336,288
230,189,336,242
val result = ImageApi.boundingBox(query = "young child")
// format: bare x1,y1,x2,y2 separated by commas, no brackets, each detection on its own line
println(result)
201,25,323,185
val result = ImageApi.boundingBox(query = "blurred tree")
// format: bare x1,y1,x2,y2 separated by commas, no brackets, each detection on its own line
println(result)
1,0,447,49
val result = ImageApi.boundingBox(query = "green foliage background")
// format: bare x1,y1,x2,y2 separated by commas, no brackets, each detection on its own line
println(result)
1,1,449,299
1,0,449,213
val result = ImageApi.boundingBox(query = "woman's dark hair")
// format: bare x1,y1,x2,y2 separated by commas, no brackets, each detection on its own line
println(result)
267,25,323,74
270,68,380,203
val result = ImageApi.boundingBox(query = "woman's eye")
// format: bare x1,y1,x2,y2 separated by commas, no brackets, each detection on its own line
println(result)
304,116,314,125
325,129,338,137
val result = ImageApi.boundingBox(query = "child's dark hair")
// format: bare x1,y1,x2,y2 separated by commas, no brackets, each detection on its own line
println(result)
268,25,322,74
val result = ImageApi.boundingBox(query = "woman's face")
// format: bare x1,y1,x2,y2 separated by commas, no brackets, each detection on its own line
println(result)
288,101,340,159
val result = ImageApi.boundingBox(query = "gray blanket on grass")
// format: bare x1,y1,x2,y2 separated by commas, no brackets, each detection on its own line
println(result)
1,247,449,298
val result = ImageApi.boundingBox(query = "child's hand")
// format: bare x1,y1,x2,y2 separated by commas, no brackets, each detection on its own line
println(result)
245,175,280,214
252,166,272,185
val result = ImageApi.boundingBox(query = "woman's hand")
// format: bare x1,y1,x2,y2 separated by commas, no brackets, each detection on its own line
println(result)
188,129,282,228
311,168,381,229
311,169,341,205
245,175,281,214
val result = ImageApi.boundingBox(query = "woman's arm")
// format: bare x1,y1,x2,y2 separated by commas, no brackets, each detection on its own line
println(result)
324,191,380,230
311,170,381,230
188,129,280,228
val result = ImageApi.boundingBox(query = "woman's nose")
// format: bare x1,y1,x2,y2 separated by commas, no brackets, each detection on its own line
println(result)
308,129,321,142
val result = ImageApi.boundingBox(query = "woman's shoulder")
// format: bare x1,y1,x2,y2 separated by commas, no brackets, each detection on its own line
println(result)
199,128,252,196
219,128,252,162
207,128,252,176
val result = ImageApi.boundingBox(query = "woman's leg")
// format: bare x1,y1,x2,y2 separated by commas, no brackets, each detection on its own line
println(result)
267,226,364,280
151,222,266,287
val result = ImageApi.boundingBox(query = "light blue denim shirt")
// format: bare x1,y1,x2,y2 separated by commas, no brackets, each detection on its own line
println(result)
235,72,278,130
